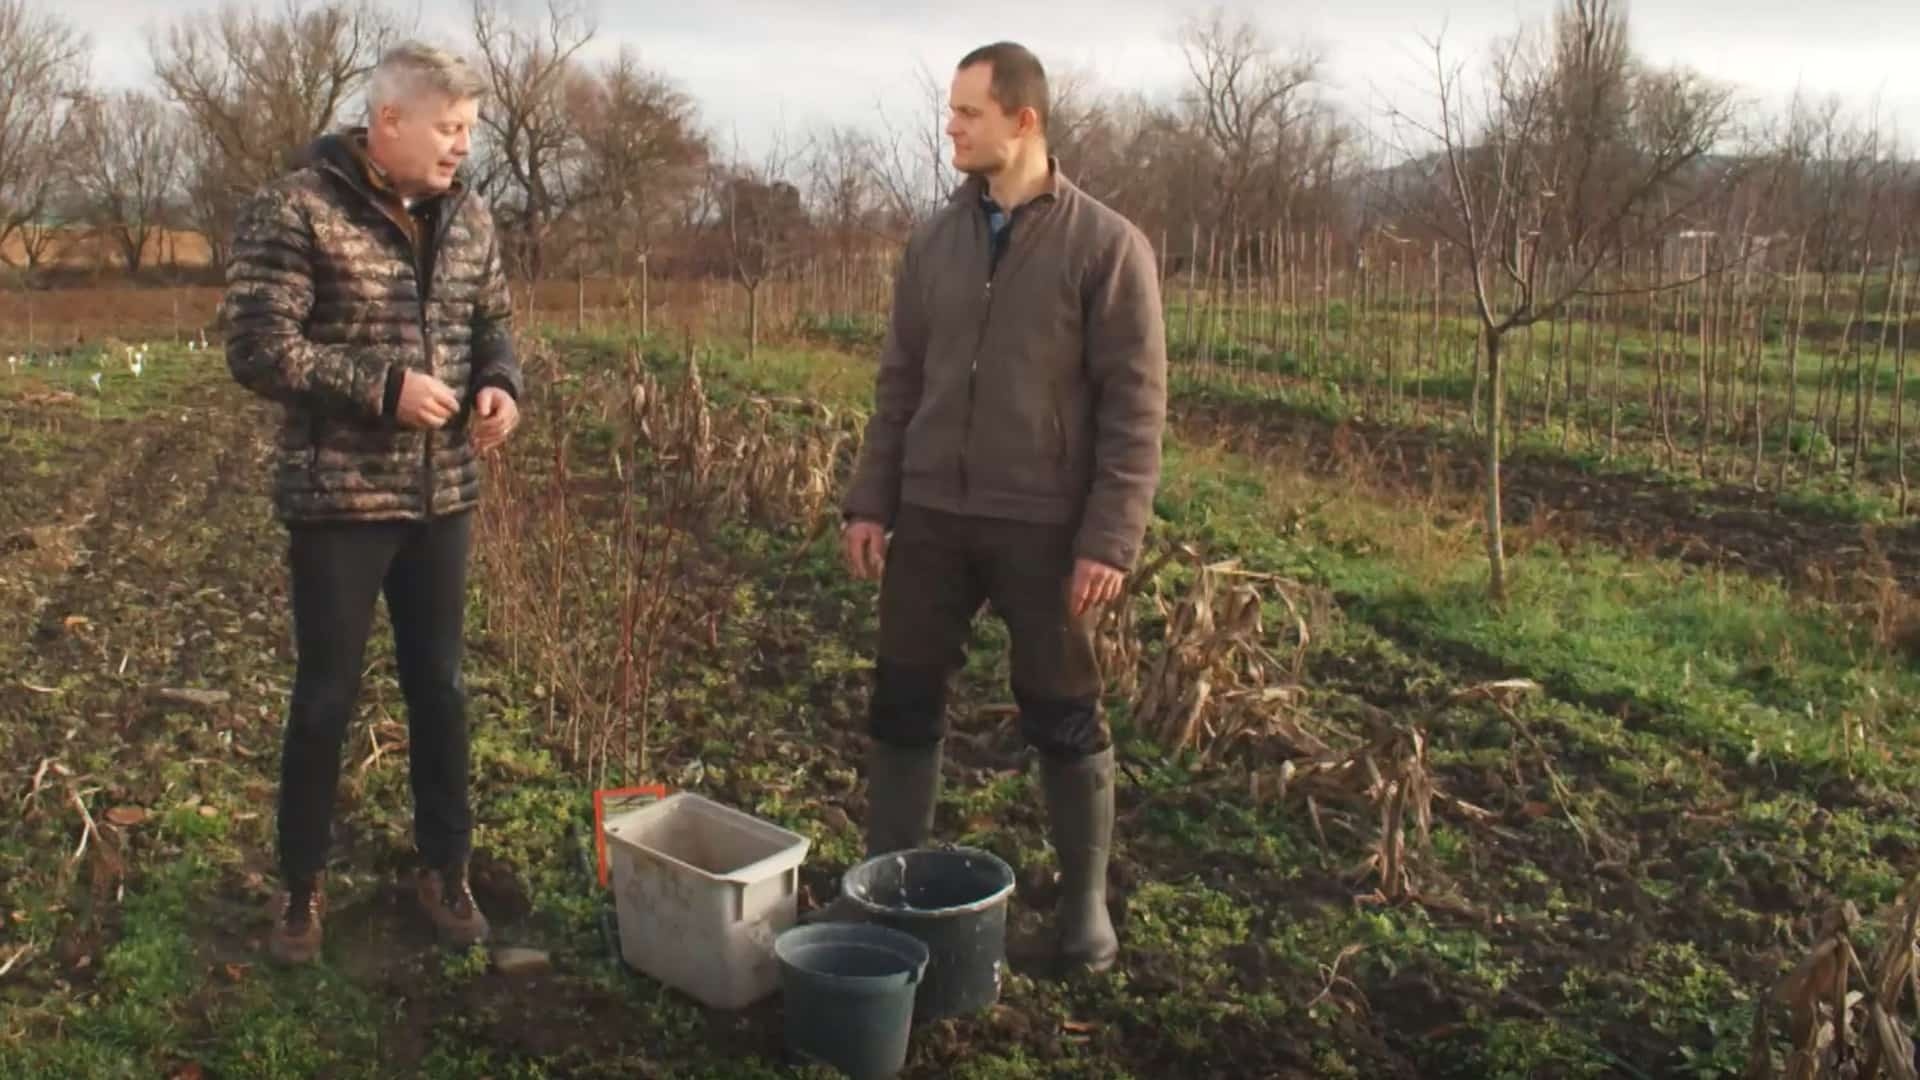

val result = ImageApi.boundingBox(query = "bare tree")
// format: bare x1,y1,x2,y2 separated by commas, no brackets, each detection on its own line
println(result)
1769,93,1898,314
152,0,396,267
571,45,708,315
803,123,884,308
869,61,956,228
1389,0,1739,602
70,91,187,274
1046,72,1165,210
713,138,807,358
1177,6,1322,235
180,132,244,271
470,0,595,282
0,0,85,275
3,123,77,274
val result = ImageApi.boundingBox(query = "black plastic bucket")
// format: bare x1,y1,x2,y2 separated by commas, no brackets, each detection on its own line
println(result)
841,846,1016,1020
774,922,929,1080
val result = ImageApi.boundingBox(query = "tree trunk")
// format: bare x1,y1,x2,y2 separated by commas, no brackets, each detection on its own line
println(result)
1320,227,1333,370
1858,244,1902,483
1468,289,1483,436
116,222,151,276
1484,329,1508,605
1520,319,1536,445
1748,281,1766,487
1183,222,1198,356
1227,229,1241,384
749,283,760,359
1471,322,1485,437
1829,252,1874,473
1578,289,1598,450
1542,294,1559,433
1608,289,1626,460
1201,227,1220,366
1696,243,1712,477
1658,282,1677,471
1897,250,1912,514
1780,242,1806,491
1721,267,1740,448
1425,243,1441,423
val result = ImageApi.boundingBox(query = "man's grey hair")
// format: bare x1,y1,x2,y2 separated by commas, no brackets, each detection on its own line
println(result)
364,42,486,121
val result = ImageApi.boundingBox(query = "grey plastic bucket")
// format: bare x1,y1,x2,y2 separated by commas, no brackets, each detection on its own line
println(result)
841,847,1016,1020
774,922,929,1080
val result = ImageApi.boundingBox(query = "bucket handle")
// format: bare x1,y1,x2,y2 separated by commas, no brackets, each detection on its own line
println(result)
732,867,799,922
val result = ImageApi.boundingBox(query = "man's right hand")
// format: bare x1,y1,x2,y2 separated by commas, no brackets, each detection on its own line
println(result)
843,519,888,580
396,371,460,430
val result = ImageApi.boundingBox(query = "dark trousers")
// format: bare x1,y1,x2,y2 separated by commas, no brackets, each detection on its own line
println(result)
872,503,1109,759
278,511,474,882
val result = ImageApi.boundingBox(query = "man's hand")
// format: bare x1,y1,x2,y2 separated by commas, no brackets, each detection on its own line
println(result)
1069,558,1125,617
471,387,520,454
396,371,460,430
843,519,888,580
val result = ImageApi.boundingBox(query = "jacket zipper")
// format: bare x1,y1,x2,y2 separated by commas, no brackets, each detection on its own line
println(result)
420,313,436,519
415,195,462,521
961,205,1022,500
961,276,996,499
317,157,465,521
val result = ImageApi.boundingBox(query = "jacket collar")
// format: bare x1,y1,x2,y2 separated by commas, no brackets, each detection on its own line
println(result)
952,154,1068,212
301,126,464,208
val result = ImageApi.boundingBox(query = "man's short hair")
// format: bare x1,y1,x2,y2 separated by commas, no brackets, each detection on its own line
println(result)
365,41,486,121
958,41,1049,134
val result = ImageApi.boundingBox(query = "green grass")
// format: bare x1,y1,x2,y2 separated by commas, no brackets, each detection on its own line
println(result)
1155,425,1920,781
2,343,214,418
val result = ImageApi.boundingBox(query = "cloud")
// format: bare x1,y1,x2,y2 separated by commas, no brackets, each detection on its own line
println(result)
52,0,1920,157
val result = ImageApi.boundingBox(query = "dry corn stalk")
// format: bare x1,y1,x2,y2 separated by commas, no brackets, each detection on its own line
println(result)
1114,543,1326,761
1748,874,1920,1080
623,355,856,535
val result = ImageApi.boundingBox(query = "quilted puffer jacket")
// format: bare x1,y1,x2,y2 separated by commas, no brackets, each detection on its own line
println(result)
222,127,522,524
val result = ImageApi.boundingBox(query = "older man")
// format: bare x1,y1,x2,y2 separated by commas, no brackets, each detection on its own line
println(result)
222,41,523,965
834,41,1169,975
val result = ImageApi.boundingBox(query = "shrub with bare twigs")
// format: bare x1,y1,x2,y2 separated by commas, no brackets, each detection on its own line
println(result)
475,342,859,788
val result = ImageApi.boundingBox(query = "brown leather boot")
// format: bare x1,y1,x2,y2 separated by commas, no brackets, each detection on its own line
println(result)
416,861,490,947
268,873,326,965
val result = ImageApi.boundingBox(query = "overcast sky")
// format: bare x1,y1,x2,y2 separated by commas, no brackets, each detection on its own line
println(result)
63,0,1920,156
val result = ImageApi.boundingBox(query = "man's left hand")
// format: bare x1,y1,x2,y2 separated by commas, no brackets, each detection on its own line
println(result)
1069,558,1125,618
471,387,520,454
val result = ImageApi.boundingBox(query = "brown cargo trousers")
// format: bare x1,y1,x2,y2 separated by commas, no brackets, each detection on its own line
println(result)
870,503,1109,759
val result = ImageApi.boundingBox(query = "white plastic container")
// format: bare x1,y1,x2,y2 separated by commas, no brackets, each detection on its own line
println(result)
603,792,811,1009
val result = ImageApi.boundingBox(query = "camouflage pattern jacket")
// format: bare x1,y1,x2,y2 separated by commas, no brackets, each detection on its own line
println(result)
222,128,522,525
